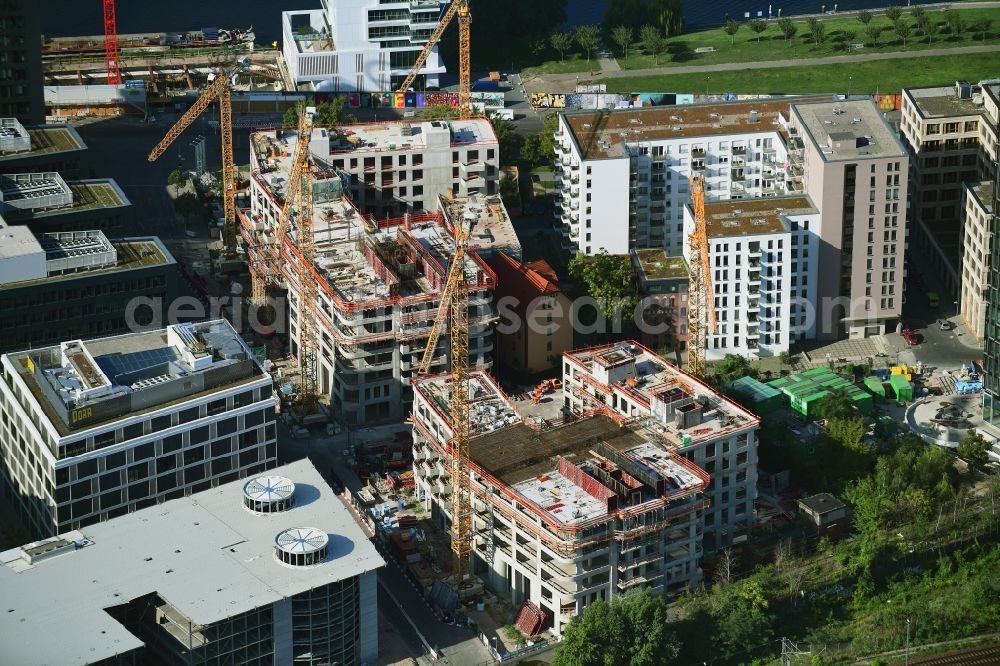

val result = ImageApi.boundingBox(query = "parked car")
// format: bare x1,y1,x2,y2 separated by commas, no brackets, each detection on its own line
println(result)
904,332,921,346
937,318,952,330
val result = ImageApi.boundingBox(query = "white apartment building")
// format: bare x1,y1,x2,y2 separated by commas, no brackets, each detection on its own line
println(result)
252,119,499,219
959,180,994,340
283,0,447,91
0,459,384,665
552,99,807,257
0,320,277,540
683,197,820,359
244,125,514,425
562,342,759,552
554,98,908,341
411,365,714,638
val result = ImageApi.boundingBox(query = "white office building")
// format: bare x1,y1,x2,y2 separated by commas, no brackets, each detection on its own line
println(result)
0,320,277,539
283,0,447,92
0,459,384,665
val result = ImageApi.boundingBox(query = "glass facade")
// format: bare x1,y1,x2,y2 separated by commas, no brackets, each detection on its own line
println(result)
982,119,1000,428
292,578,361,665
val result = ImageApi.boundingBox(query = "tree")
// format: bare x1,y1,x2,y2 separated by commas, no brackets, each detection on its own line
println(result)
499,174,519,206
491,116,521,165
910,6,926,23
554,588,680,666
812,387,856,420
857,9,874,26
748,18,768,43
421,104,461,119
713,579,775,660
712,354,760,386
944,10,964,38
550,31,575,62
173,192,202,222
809,17,827,44
778,350,792,367
919,15,936,44
601,0,647,34
717,547,739,584
282,96,345,127
777,18,797,46
972,17,993,42
611,25,634,61
958,430,991,471
648,0,684,36
842,29,856,46
866,22,881,45
575,24,602,66
568,250,636,323
167,169,186,187
885,5,902,23
723,18,741,45
894,19,912,46
639,24,665,64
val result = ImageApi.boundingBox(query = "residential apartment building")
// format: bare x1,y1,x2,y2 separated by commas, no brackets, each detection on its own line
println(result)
0,459,384,665
0,2,44,124
788,99,909,339
282,0,447,91
683,197,820,358
900,82,1000,296
631,249,689,355
554,98,907,342
0,320,277,540
411,361,722,638
0,118,88,177
959,180,994,340
0,219,180,353
489,252,573,377
562,342,759,551
245,125,513,424
253,118,499,219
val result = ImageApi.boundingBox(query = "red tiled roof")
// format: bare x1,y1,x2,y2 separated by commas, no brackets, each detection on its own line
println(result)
488,252,562,315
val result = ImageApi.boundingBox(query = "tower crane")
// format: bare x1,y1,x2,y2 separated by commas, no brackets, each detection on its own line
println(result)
397,0,472,120
102,0,121,85
148,57,251,258
290,109,320,412
686,173,716,378
415,218,472,588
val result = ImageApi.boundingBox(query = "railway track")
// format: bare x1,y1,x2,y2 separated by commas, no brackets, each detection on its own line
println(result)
906,643,1000,665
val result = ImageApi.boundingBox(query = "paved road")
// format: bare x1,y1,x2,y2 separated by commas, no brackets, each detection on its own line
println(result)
525,43,1000,91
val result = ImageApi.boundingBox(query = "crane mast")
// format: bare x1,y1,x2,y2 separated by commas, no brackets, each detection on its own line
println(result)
149,59,249,257
687,173,716,378
291,111,319,411
102,0,121,85
397,0,472,120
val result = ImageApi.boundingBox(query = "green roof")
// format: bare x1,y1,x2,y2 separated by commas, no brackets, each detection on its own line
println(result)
768,368,869,400
727,376,781,401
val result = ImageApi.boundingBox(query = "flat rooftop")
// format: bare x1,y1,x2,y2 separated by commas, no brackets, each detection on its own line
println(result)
441,193,521,259
562,96,830,160
792,99,905,162
0,235,173,289
702,196,815,238
633,249,688,280
5,320,268,436
0,124,85,160
325,118,497,156
970,180,995,214
0,459,384,666
906,85,988,118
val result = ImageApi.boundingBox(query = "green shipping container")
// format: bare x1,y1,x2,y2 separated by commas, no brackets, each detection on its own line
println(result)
864,377,886,400
890,374,913,402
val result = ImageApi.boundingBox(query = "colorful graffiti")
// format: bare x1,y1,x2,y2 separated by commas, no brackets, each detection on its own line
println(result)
873,94,903,111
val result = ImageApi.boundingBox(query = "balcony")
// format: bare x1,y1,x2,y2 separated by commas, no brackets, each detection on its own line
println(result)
732,146,747,155
691,148,706,158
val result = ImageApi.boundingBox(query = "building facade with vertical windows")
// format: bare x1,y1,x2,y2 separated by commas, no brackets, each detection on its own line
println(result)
0,320,277,540
0,459,384,665
0,2,44,124
959,180,994,340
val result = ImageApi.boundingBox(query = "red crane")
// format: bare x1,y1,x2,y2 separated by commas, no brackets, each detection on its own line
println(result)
103,0,122,84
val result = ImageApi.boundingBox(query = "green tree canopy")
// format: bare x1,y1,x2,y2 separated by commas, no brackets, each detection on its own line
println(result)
601,0,682,35
885,5,902,22
748,18,769,43
568,250,636,323
167,169,186,187
611,25,634,60
554,588,680,666
712,354,760,387
724,18,741,45
857,9,874,25
282,96,346,127
173,192,202,220
550,31,575,62
575,24,602,64
777,17,797,45
958,430,991,471
812,387,856,421
639,24,665,63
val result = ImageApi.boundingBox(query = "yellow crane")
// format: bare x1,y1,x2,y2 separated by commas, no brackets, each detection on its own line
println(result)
149,57,250,257
687,173,716,378
397,0,472,120
415,219,472,588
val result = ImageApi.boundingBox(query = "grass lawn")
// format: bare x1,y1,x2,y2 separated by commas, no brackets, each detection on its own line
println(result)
522,53,595,75
594,51,1000,94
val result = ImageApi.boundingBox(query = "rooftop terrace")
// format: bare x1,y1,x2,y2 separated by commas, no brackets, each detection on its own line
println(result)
792,99,904,162
702,196,815,238
4,320,267,436
633,249,688,281
906,84,989,118
0,459,383,666
970,180,995,213
324,118,497,156
440,192,521,259
0,124,85,160
562,96,830,160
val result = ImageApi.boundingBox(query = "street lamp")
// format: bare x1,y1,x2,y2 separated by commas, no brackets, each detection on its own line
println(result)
705,76,711,97
848,76,853,98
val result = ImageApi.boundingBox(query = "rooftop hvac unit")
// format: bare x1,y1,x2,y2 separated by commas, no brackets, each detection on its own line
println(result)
275,527,329,566
243,475,296,513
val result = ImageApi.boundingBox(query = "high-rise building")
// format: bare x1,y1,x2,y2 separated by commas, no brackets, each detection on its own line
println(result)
0,219,180,353
0,169,133,235
282,0,448,92
0,459,384,666
244,124,514,425
0,320,277,539
0,118,88,177
0,2,44,124
959,180,994,340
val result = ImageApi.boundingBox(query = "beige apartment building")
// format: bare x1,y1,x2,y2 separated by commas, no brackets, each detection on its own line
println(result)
790,99,909,339
900,81,1000,296
959,180,994,340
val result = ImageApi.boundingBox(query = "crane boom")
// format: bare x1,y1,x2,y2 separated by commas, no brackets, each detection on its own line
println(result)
415,240,465,376
686,173,716,378
149,59,248,257
397,1,471,120
293,111,319,411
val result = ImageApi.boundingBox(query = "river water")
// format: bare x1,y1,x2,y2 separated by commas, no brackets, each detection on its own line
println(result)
43,0,947,43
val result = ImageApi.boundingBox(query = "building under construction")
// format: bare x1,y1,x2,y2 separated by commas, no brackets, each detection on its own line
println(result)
244,124,517,424
410,342,758,638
